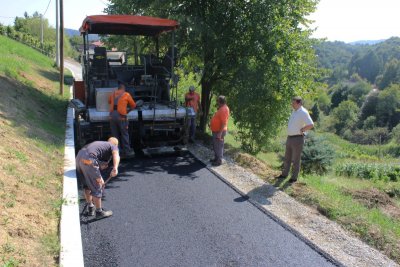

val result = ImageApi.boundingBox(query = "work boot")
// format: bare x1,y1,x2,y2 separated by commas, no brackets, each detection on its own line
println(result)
211,160,222,166
95,209,113,220
87,205,95,216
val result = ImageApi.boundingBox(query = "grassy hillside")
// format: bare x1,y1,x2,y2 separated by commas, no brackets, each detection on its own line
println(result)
223,121,400,264
0,35,68,266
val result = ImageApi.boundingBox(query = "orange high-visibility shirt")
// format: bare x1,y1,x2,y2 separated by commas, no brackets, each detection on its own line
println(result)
109,90,136,115
210,104,230,132
185,92,201,113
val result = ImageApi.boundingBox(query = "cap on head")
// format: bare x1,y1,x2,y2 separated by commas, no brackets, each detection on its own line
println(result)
292,96,302,104
108,137,119,146
189,85,195,91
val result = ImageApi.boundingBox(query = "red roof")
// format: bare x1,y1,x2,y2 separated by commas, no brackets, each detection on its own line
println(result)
80,15,179,36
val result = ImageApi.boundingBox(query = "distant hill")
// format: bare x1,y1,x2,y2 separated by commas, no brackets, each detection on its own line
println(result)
349,40,386,45
314,37,400,87
65,28,99,41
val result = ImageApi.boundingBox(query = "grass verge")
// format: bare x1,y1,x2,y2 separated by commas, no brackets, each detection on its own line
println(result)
0,35,69,266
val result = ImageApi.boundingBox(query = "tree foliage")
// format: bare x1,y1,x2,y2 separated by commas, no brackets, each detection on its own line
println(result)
377,58,400,89
105,0,319,154
332,100,359,135
349,50,382,83
376,84,400,129
14,13,55,42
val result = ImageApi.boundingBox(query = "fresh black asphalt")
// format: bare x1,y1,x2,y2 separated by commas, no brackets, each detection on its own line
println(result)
79,152,338,267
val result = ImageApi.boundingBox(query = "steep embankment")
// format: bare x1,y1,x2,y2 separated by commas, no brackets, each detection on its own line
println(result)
0,35,68,266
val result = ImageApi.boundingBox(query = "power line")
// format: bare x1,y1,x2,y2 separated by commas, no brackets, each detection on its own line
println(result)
43,0,52,16
0,15,15,19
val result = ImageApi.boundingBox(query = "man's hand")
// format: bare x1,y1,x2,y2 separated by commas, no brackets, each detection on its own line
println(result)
111,167,118,177
96,178,105,187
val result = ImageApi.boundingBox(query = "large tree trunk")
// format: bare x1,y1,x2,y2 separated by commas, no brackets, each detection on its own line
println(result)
200,80,212,132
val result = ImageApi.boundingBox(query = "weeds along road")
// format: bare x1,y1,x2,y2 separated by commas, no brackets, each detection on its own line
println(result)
79,152,339,267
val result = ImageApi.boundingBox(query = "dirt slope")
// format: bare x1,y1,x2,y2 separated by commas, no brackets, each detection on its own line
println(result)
0,37,68,266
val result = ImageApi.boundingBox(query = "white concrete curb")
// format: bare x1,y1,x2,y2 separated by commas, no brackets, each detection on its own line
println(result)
59,73,84,266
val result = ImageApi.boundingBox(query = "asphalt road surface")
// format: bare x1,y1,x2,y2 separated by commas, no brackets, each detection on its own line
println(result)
79,152,339,267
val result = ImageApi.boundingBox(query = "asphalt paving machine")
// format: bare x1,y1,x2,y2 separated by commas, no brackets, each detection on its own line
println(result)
70,15,193,153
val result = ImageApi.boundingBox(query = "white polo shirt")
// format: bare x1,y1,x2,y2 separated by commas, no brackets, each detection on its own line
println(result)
287,106,314,136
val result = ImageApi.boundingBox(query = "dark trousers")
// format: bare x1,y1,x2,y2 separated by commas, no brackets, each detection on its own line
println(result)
110,119,131,153
189,117,196,140
282,135,304,180
212,131,226,163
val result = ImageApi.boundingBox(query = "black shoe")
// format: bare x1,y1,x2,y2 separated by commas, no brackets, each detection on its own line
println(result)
209,158,217,163
288,178,297,183
276,174,287,179
189,139,195,143
95,209,113,220
211,161,222,166
87,206,95,216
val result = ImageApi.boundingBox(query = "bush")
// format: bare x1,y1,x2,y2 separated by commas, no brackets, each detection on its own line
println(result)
344,127,390,145
301,132,335,174
0,25,6,35
335,162,400,181
391,124,400,143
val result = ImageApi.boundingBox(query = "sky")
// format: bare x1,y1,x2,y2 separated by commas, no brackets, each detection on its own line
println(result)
0,0,399,43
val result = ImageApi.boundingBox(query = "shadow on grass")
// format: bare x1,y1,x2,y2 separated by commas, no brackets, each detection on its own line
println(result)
0,75,68,148
37,69,59,83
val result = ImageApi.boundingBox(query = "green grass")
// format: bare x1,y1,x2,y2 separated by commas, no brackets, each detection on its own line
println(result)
0,36,55,71
0,35,67,266
223,118,400,263
292,175,400,259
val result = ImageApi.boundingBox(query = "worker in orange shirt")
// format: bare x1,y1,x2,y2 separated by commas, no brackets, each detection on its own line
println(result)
185,85,201,143
109,82,136,158
209,95,230,166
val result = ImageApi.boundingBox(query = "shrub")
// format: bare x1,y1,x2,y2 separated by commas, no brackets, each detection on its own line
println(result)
0,25,6,35
345,127,390,145
335,162,400,181
301,132,335,174
391,124,400,143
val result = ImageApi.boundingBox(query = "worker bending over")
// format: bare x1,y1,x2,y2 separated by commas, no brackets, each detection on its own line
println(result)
76,137,120,219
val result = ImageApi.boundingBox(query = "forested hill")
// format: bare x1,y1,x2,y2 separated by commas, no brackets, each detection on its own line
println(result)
314,37,400,88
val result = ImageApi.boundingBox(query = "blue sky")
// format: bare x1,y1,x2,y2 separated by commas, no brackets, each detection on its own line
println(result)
0,0,399,43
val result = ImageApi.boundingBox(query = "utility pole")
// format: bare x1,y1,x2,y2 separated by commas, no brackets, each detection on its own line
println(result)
40,14,44,48
59,0,64,95
56,0,59,68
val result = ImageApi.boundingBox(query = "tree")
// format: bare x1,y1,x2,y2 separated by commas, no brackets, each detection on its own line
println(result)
315,87,331,114
376,84,400,129
330,84,348,109
13,13,55,42
360,89,379,120
106,0,319,154
377,58,400,89
332,100,359,135
347,80,372,107
349,50,382,84
310,103,320,122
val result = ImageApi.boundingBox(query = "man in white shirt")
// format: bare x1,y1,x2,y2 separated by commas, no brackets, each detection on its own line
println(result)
277,96,314,182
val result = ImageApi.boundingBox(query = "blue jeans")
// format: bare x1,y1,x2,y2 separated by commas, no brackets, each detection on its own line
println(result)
212,131,227,163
